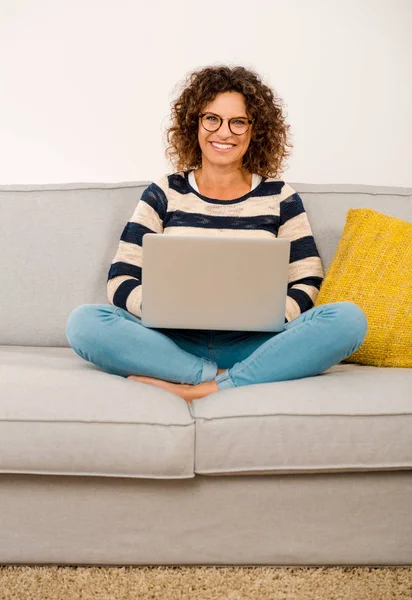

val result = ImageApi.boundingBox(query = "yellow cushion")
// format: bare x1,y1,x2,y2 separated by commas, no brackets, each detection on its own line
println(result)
314,208,412,368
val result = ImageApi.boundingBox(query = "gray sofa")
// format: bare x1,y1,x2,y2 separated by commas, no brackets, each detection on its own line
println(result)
0,179,411,567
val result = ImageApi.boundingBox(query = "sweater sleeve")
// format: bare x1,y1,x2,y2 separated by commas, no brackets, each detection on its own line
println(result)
107,181,167,319
277,190,325,323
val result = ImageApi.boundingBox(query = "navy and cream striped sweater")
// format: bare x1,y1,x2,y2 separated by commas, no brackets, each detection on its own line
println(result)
107,170,325,324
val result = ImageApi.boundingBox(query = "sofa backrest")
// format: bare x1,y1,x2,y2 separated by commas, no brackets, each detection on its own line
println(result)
0,180,411,347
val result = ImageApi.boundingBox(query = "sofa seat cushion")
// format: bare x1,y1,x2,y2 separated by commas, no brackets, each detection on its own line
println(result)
1,348,411,480
192,363,412,476
0,346,196,479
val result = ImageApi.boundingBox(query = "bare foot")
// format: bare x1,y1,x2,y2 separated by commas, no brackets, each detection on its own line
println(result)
217,368,226,375
127,375,220,402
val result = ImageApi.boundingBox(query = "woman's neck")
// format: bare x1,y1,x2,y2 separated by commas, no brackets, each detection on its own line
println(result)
194,167,252,197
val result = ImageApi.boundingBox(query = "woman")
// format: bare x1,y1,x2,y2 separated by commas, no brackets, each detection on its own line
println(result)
66,65,368,402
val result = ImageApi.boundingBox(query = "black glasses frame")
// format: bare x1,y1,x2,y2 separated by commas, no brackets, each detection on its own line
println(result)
198,112,255,135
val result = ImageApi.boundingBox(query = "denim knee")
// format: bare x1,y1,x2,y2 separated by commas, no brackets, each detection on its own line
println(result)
332,301,368,341
66,303,111,348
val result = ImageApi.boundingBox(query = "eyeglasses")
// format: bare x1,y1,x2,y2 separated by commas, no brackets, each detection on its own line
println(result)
198,112,254,135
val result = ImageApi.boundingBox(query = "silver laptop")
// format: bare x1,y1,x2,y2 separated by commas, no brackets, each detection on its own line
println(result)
141,234,290,332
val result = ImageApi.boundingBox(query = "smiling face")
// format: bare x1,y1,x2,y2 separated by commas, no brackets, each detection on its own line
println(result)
197,91,253,170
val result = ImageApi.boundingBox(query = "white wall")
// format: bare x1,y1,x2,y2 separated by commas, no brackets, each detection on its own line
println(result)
0,0,411,186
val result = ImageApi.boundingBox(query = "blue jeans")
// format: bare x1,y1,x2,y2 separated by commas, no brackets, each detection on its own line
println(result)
65,301,368,391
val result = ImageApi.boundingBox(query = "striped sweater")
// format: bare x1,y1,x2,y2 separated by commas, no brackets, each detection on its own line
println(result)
107,170,325,324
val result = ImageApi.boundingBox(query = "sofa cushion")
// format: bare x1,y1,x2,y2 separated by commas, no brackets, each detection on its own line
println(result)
314,208,412,367
0,346,196,479
192,363,412,476
1,347,411,479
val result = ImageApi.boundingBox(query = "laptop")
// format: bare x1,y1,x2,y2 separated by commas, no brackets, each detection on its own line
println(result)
141,234,291,332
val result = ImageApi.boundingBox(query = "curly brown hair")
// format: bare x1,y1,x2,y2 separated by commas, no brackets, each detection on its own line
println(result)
164,64,294,178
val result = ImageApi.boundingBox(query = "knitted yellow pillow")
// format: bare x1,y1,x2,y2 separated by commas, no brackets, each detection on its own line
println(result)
314,208,412,367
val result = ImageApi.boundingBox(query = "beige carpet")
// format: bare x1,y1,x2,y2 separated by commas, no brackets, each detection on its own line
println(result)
0,566,411,599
